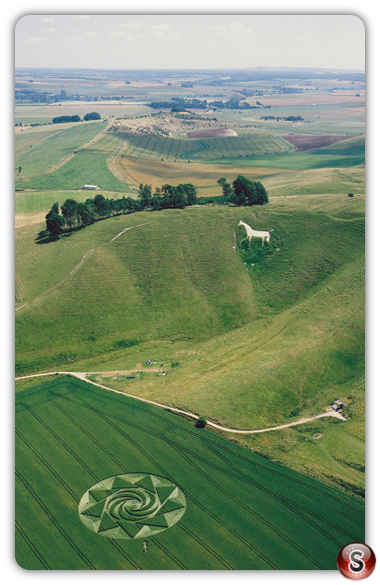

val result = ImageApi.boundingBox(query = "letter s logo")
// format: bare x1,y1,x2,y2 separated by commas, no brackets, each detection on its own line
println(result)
349,550,365,573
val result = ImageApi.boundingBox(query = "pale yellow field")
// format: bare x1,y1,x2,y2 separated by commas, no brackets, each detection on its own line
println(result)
115,156,288,196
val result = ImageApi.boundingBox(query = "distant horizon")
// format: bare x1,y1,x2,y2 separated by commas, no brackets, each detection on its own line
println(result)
16,65,365,73
15,15,365,71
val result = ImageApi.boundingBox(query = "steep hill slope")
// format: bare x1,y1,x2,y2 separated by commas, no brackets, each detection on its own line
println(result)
16,203,364,430
15,163,365,500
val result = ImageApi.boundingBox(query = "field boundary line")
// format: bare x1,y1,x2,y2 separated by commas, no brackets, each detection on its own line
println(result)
107,139,139,191
15,371,346,433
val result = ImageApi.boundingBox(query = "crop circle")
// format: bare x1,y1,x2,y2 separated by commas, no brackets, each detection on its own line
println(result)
78,473,186,539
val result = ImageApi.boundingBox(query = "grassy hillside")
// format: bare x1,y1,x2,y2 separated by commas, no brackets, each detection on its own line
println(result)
16,201,364,433
15,208,259,370
262,166,365,198
15,376,364,570
209,135,365,170
15,143,365,494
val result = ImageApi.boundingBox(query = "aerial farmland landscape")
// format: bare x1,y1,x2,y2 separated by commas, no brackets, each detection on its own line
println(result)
14,14,366,573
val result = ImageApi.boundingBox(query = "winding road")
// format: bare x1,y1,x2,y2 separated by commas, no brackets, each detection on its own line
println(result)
15,370,346,434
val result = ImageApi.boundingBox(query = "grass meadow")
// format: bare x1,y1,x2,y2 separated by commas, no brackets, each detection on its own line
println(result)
15,121,107,176
16,130,131,193
15,376,364,570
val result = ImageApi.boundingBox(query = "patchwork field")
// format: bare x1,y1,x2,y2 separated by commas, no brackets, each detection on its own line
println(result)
114,156,285,196
15,376,364,570
116,131,293,162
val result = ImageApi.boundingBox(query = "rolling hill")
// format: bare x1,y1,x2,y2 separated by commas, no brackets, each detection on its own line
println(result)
15,199,364,494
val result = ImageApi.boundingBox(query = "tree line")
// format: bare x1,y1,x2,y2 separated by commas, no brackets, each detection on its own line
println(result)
52,112,101,124
44,176,268,237
44,183,197,236
146,96,271,111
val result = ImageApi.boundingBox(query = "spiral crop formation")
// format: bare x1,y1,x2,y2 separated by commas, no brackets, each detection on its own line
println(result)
78,473,186,539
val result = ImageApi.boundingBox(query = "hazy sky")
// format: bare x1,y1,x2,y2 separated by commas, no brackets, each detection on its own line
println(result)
15,14,365,71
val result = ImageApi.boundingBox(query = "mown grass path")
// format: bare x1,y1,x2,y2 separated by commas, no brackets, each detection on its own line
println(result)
15,371,346,434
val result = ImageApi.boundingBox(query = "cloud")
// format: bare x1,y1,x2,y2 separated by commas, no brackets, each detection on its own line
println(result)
109,29,126,36
46,28,56,33
40,17,55,23
29,37,46,42
211,22,253,39
85,31,98,37
150,23,171,31
290,32,318,44
70,15,91,20
149,23,172,38
118,22,142,30
108,21,181,44
109,22,144,39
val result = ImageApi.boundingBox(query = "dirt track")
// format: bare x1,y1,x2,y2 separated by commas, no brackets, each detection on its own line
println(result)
15,371,347,434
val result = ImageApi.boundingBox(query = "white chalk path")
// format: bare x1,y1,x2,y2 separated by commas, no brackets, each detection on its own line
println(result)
15,221,152,312
15,371,346,434
110,222,151,242
69,249,95,275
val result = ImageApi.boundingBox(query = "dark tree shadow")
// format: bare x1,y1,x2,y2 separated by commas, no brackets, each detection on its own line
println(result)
35,229,76,244
35,229,60,244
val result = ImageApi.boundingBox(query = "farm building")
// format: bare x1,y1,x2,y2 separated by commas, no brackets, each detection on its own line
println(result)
82,184,99,190
332,399,347,411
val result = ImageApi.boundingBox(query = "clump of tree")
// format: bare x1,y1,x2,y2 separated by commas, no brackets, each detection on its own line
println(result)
147,97,207,110
195,416,207,428
83,112,101,121
45,203,66,236
209,97,257,110
260,115,304,122
217,175,268,206
52,115,81,124
138,183,197,211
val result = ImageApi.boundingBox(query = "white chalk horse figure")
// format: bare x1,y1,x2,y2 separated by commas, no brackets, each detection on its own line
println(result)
238,220,271,245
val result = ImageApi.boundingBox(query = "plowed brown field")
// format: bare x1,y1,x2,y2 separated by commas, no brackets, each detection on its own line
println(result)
283,134,356,151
